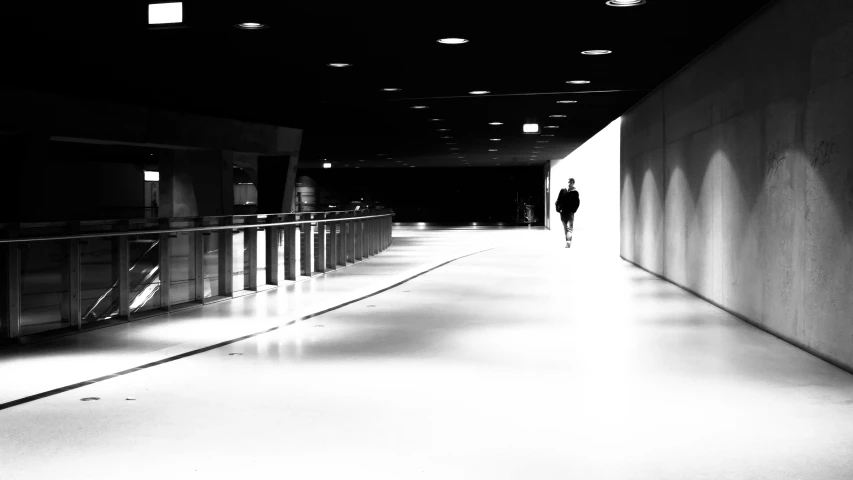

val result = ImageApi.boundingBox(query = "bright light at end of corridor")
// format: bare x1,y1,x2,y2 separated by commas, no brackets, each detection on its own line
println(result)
148,2,182,25
143,170,160,181
523,124,540,134
323,163,332,169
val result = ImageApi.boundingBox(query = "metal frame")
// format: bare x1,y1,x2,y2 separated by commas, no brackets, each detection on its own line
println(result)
0,209,393,345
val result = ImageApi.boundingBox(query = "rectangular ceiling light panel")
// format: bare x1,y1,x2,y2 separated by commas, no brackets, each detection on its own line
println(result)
149,2,183,25
523,123,540,134
144,170,160,181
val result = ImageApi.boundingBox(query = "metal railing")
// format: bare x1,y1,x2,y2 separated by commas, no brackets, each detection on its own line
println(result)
0,209,394,344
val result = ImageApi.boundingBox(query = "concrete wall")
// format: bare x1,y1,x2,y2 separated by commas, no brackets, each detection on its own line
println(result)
620,0,853,371
551,119,621,255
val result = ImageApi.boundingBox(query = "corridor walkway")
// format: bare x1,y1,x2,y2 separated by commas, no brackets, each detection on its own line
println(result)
2,227,853,480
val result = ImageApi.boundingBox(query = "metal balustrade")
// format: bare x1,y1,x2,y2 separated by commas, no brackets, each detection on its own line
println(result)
0,209,394,345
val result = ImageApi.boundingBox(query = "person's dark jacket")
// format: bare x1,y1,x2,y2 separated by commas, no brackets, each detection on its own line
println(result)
555,188,580,215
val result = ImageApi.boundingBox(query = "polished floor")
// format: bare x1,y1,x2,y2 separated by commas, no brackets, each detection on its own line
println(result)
2,226,853,479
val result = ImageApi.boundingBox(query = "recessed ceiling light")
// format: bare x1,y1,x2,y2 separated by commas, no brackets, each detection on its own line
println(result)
148,2,182,25
437,128,449,131
490,138,501,141
550,115,567,118
488,122,503,126
428,118,443,122
489,149,498,152
568,80,591,84
323,162,332,169
523,123,540,134
557,100,577,104
493,157,499,160
441,136,452,139
450,147,460,150
581,50,612,55
438,38,469,44
542,134,555,137
469,90,490,95
382,88,401,91
537,140,549,143
606,0,646,6
411,105,428,109
235,22,268,29
328,63,351,67
545,125,560,129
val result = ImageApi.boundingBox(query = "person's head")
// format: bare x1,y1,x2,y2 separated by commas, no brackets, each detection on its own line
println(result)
568,178,575,187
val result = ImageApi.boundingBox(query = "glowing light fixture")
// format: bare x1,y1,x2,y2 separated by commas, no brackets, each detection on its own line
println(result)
438,38,469,44
523,123,540,134
411,105,428,109
383,88,401,91
441,136,452,139
489,122,503,126
428,118,443,122
469,90,490,95
327,63,351,67
489,149,498,152
557,100,577,104
235,22,267,29
490,138,501,141
323,162,332,169
545,125,560,129
143,170,160,181
606,0,646,6
568,80,591,84
581,50,612,55
149,2,182,25
550,114,567,118
437,128,449,131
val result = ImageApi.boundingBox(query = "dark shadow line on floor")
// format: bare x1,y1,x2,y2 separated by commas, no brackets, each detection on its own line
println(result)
0,246,500,412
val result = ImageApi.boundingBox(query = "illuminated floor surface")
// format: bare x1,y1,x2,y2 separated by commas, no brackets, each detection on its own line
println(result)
2,227,853,479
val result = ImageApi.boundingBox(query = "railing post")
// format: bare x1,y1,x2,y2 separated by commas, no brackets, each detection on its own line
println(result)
315,213,326,274
246,218,258,291
159,219,172,311
347,213,358,263
354,216,362,261
328,213,338,270
117,221,130,319
284,218,297,281
4,241,21,341
194,219,205,303
266,216,280,286
220,218,234,297
343,217,349,264
300,214,313,276
69,240,81,330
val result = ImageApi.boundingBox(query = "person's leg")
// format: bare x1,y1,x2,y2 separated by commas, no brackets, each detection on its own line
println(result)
560,217,569,246
566,213,574,247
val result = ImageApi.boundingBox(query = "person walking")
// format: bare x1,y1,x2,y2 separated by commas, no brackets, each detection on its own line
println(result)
555,178,580,248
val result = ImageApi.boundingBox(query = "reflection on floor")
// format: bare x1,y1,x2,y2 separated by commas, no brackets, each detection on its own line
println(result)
1,226,852,480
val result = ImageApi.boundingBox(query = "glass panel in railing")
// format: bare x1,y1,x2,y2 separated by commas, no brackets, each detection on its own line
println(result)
203,233,220,298
81,238,120,323
232,230,245,292
19,241,71,335
128,235,161,313
169,232,195,305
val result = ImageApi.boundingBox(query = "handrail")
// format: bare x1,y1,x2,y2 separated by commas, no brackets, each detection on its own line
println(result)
0,210,395,244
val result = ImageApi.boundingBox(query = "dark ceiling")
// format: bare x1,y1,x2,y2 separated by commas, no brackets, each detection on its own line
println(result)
4,0,774,168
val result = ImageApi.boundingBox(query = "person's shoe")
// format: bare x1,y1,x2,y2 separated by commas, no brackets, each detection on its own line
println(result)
565,242,570,248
